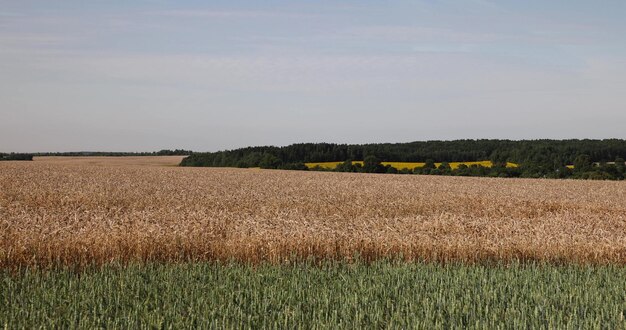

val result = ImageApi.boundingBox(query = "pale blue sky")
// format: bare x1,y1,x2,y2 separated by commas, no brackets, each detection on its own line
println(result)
1,1,625,152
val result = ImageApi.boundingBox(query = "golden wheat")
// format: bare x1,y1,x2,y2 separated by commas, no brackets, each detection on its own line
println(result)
32,156,185,167
1,157,625,268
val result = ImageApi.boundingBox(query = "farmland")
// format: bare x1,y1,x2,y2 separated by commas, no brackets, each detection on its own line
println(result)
3,262,625,328
2,157,625,268
305,160,518,170
181,140,626,179
32,155,185,167
2,157,626,327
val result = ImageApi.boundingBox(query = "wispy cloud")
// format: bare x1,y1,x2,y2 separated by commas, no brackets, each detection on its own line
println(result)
0,31,75,50
343,25,503,44
2,0,626,152
145,9,317,20
342,23,603,46
0,12,23,17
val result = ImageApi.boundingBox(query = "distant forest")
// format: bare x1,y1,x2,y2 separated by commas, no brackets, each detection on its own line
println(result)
180,140,626,180
32,149,193,157
0,149,192,161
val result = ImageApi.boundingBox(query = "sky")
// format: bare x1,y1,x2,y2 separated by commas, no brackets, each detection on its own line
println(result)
1,0,626,152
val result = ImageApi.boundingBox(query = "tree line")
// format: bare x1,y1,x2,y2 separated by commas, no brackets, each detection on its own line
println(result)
33,149,193,157
0,150,193,162
0,153,33,161
180,140,626,180
315,155,626,180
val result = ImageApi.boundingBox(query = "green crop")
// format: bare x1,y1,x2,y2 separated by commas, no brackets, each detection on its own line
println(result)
2,261,625,329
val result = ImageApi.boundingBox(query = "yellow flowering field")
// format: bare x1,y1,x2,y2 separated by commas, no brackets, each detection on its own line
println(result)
305,160,518,170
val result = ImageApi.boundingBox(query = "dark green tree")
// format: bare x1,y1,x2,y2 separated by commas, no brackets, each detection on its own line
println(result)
573,154,593,173
363,155,384,173
259,153,281,169
423,159,436,169
281,163,308,171
336,159,355,172
385,165,398,174
615,157,625,174
438,162,452,173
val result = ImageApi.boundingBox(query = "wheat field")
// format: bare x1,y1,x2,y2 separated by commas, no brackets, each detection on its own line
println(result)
32,156,185,167
1,157,625,268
